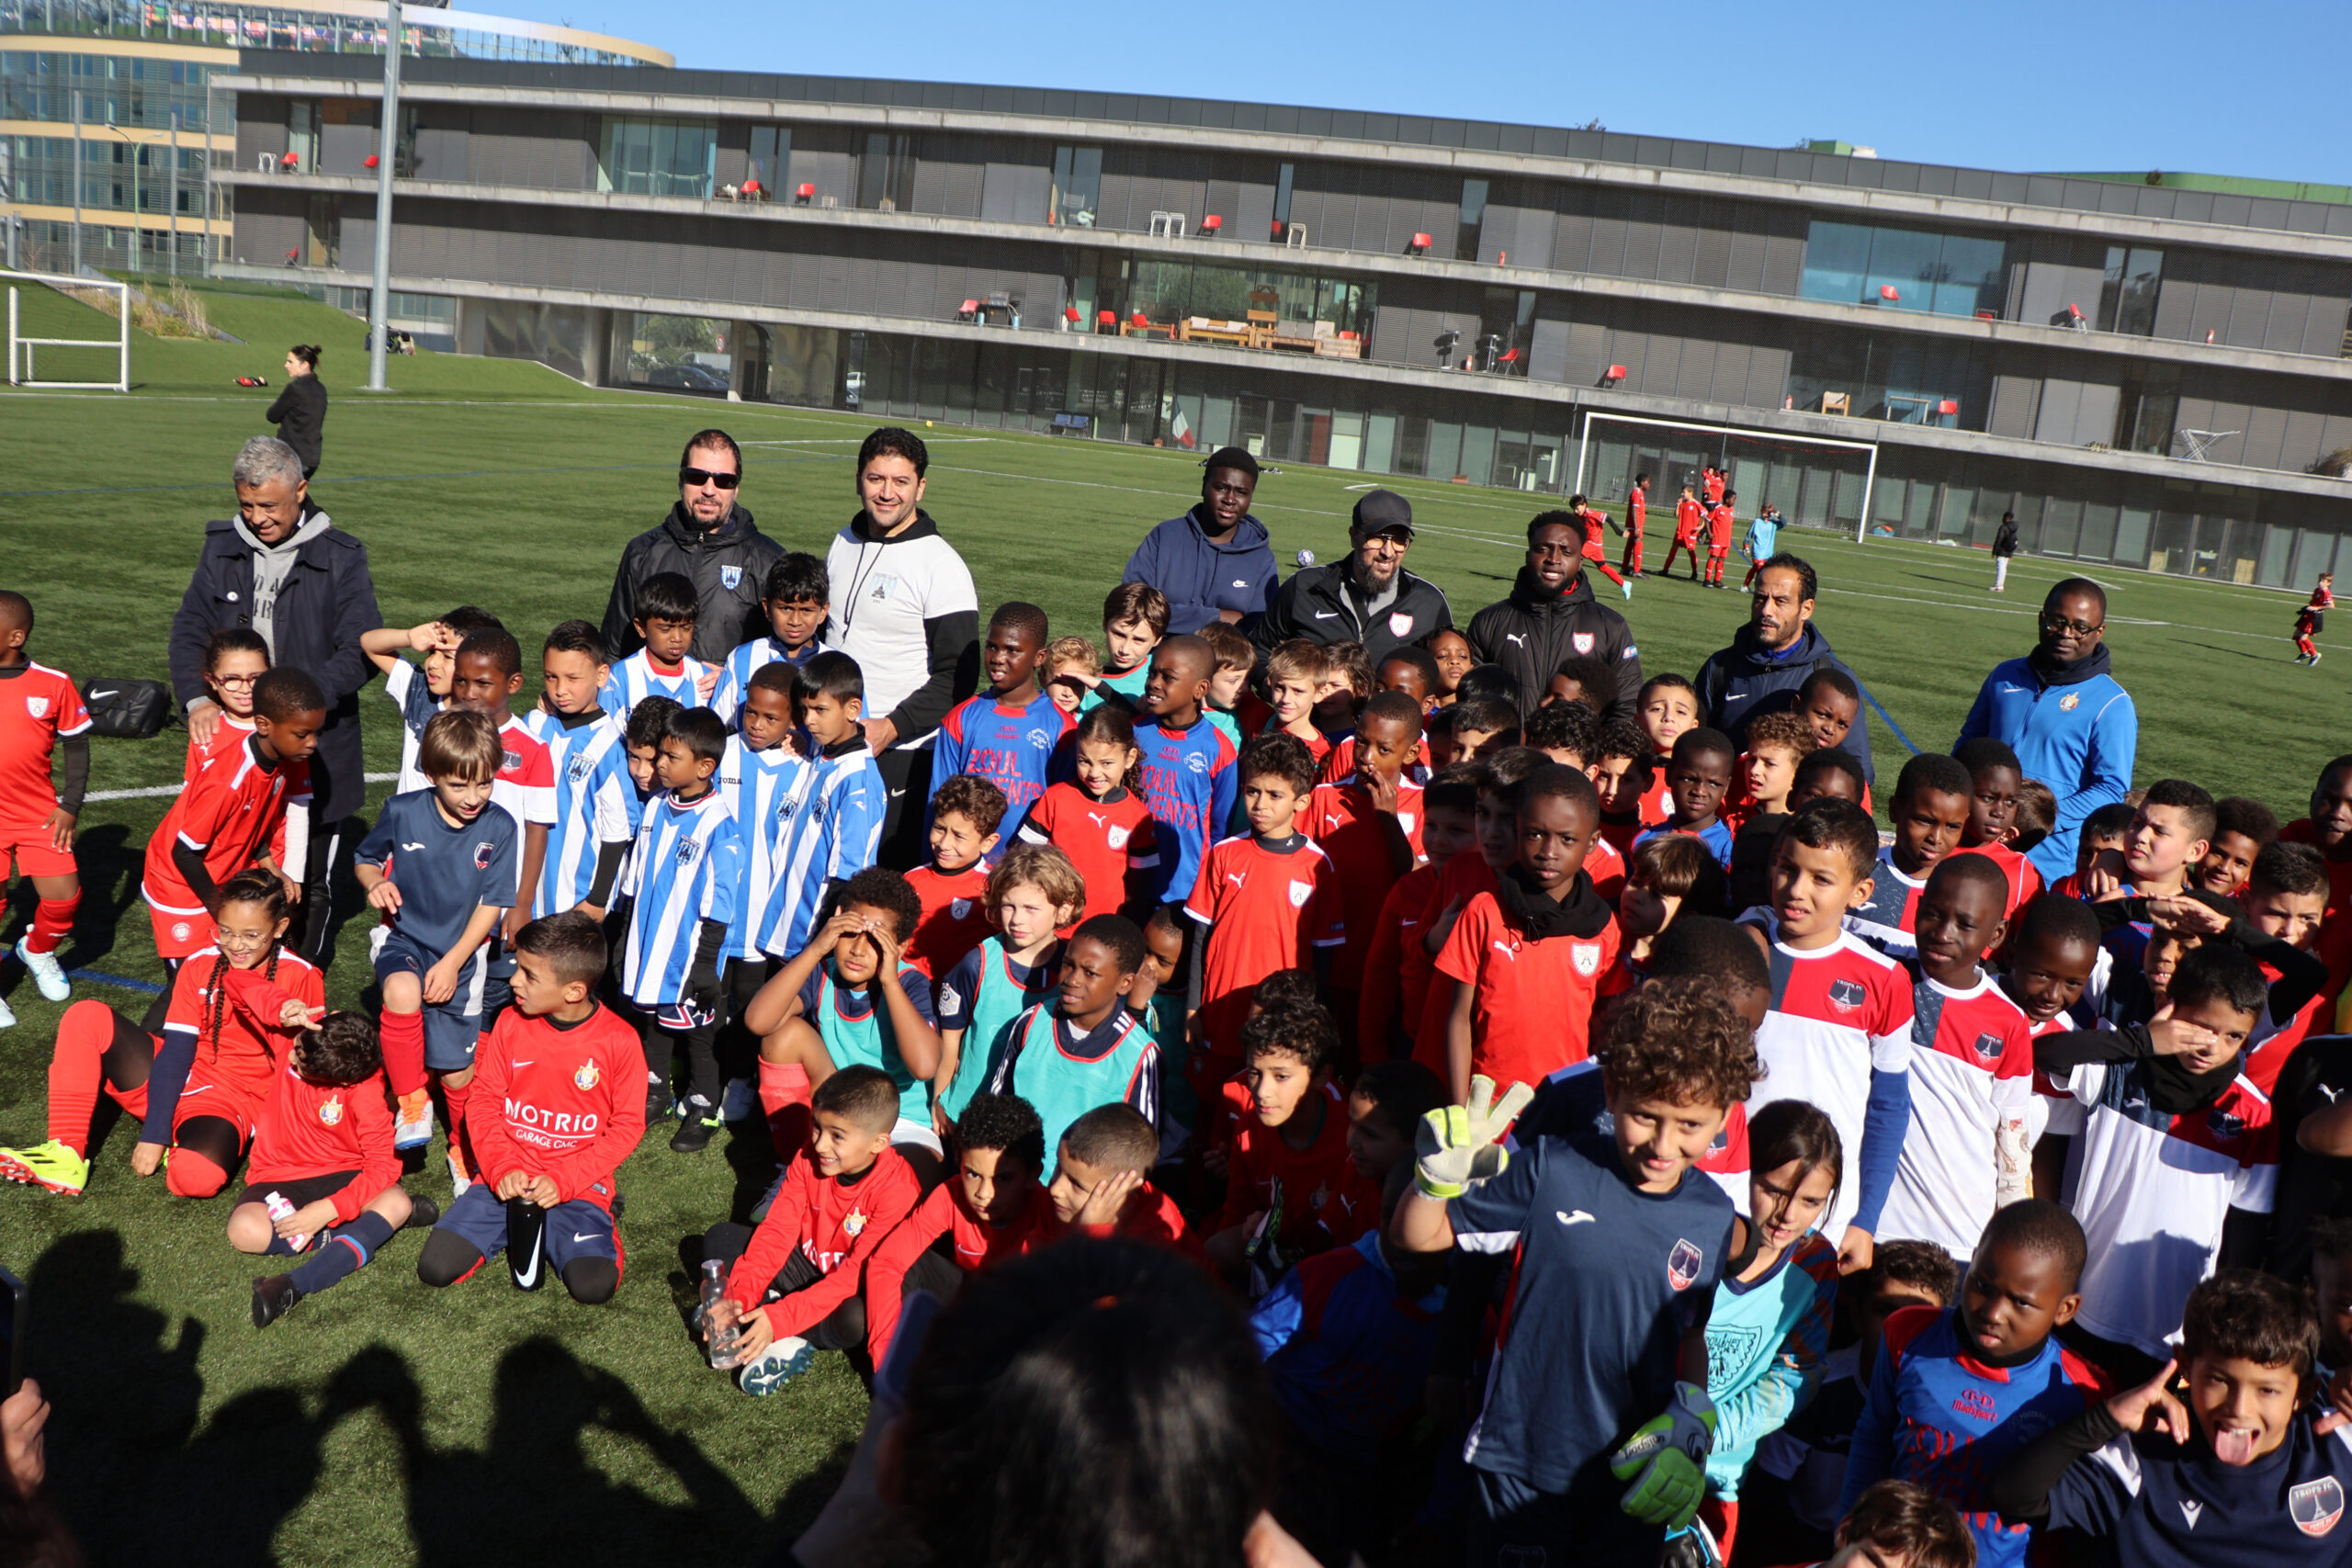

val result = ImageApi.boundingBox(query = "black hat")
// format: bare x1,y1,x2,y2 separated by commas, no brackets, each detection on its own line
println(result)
1351,489,1415,540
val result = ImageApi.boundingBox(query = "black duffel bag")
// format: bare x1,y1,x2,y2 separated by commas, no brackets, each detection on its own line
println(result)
80,677,174,739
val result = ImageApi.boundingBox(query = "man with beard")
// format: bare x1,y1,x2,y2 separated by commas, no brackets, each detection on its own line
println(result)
1956,577,2137,883
1465,510,1641,720
1695,553,1876,792
1250,490,1452,668
600,429,785,665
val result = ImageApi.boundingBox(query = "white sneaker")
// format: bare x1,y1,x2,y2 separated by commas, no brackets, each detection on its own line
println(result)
719,1077,755,1122
0,992,14,1029
736,1335,817,1395
1619,579,1634,601
393,1089,435,1150
447,1147,474,1200
14,939,69,1003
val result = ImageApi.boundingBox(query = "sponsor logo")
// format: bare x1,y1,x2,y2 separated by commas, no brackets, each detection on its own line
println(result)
2293,1477,2345,1537
1313,610,1340,620
1572,633,1595,655
475,840,498,870
1287,880,1314,908
400,841,428,852
1505,634,1527,647
1952,1388,1999,1424
1556,1209,1596,1227
1826,978,1866,1012
574,1058,600,1090
24,695,48,718
318,1094,345,1126
1106,825,1131,850
1231,580,1249,590
1667,1238,1703,1291
1490,940,1519,963
719,565,743,591
2059,693,2080,711
1388,611,1416,638
503,1098,602,1136
1623,645,1638,660
1970,1032,2006,1064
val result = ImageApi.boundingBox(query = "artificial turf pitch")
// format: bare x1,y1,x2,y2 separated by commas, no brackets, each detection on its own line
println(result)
0,280,2339,1564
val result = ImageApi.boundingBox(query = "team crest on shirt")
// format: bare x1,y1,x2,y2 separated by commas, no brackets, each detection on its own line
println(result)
938,984,962,1015
2211,1106,2245,1140
503,749,522,773
1028,729,1054,751
171,921,192,942
1571,942,1602,976
1666,1238,1704,1292
720,566,743,591
1827,979,1866,1012
950,898,973,920
843,1208,868,1238
474,841,497,870
1573,633,1596,655
1186,753,1207,774
1388,612,1415,638
318,1094,345,1126
1106,824,1132,850
673,839,701,868
1288,880,1314,908
2059,694,2080,712
1971,1032,2006,1064
575,1058,601,1090
568,754,594,783
2293,1477,2345,1537
23,695,48,718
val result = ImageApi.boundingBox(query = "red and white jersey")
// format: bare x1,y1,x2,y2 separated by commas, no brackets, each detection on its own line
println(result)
2247,986,2327,1097
1698,1100,1752,1209
1877,970,2035,1258
141,738,311,917
2024,1010,2096,1144
463,1003,647,1211
492,715,558,837
1015,782,1159,928
1675,497,1704,544
725,1146,922,1330
1702,468,1726,507
1316,733,1432,784
184,712,254,784
1707,503,1736,550
2060,1055,2277,1356
0,662,90,831
1184,835,1345,1059
1628,487,1646,531
244,1060,400,1224
904,862,994,980
1304,776,1425,992
1951,841,2043,922
1741,914,1916,1236
167,950,326,1093
1434,889,1624,1091
1847,850,1929,960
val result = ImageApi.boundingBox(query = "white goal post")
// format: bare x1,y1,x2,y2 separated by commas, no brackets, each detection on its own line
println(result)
5,270,130,392
1572,411,1880,543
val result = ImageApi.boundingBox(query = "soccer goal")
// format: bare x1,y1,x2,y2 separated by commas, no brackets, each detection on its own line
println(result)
1573,412,1878,542
5,270,130,392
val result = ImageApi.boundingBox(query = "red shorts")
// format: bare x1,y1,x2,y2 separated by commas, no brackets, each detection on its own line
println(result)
1708,544,1731,558
0,826,75,880
109,1066,267,1143
148,904,218,962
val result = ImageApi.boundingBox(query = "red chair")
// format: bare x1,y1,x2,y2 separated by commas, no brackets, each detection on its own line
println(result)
1879,284,1901,301
1936,399,1959,416
1408,232,1432,254
1131,311,1148,329
1098,310,1117,333
796,183,816,202
1603,364,1627,385
364,153,379,169
1200,214,1222,234
1065,306,1080,323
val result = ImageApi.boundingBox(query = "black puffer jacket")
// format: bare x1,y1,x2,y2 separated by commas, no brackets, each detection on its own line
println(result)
1464,566,1643,718
600,502,786,664
265,376,327,473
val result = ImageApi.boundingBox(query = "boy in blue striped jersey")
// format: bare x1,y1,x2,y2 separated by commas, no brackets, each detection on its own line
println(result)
715,660,814,1121
616,705,742,1154
711,553,829,726
759,652,885,970
600,572,716,724
524,620,639,922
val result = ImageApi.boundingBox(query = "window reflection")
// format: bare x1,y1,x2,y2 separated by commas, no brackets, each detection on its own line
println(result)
1801,220,2007,318
596,118,716,198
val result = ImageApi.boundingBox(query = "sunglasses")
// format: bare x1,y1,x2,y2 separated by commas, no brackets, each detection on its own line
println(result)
2040,614,2102,637
680,467,741,490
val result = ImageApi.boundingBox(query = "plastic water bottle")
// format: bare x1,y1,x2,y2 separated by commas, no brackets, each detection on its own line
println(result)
265,1190,311,1253
699,1259,740,1368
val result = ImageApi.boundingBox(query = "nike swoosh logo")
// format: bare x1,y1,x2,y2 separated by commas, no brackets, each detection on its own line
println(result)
1312,611,1340,619
511,1245,541,1289
511,1060,534,1067
1557,1210,1596,1226
572,1232,597,1243
89,688,118,700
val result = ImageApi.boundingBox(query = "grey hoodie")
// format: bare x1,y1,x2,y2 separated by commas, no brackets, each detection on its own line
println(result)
233,509,333,658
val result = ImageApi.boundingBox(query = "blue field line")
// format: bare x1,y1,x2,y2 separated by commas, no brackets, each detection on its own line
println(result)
66,968,164,995
1854,681,1921,756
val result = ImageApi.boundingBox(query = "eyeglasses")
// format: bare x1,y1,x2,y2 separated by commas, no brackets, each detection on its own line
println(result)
212,673,260,688
2040,613,2103,637
680,467,741,490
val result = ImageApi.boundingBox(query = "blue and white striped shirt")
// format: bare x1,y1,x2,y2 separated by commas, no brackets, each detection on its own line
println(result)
717,733,819,961
617,787,742,1007
599,649,713,726
523,708,639,918
710,636,822,726
760,740,886,962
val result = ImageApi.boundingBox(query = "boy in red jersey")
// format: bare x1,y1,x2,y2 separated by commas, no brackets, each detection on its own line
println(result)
1209,1003,1351,1285
701,1065,921,1393
1315,1058,1444,1247
1950,738,2042,921
1408,748,1552,1066
1661,485,1705,581
904,773,1006,980
1618,472,1650,577
1304,691,1425,1048
862,1092,1054,1366
415,910,646,1305
140,667,322,968
1358,764,1478,1064
2294,571,2332,664
1185,734,1344,1092
1049,1100,1198,1257
1568,492,1632,598
238,1011,432,1327
1590,718,1655,861
1704,489,1738,588
0,591,92,1021
1435,765,1624,1103
1261,639,1336,763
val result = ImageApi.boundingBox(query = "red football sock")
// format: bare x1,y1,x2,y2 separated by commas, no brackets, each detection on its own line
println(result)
45,1000,116,1156
379,1010,427,1099
165,1145,230,1199
27,895,78,956
759,1060,812,1154
439,1073,473,1157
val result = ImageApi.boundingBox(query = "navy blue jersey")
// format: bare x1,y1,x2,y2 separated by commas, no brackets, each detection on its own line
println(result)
1448,1126,1736,1495
355,791,520,960
1253,1231,1446,1465
2049,1410,2352,1566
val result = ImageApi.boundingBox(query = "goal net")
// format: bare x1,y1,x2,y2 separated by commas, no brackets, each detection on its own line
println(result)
1573,412,1877,540
5,271,130,392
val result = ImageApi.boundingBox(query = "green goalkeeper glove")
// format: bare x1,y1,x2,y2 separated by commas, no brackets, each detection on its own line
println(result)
1413,1075,1535,1200
1610,1382,1717,1529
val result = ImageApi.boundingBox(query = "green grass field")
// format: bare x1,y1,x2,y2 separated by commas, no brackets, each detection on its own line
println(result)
0,280,2339,1564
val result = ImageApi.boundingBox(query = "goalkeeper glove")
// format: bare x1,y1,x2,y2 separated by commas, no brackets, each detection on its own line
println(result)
1610,1382,1717,1529
1413,1075,1534,1200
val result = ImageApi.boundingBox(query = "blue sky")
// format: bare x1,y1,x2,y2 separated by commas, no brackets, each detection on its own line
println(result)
518,0,2352,186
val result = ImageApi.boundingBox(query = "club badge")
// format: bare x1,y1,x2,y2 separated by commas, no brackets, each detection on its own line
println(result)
1388,611,1415,638
2292,1477,2345,1537
1573,633,1596,654
720,565,742,590
1288,880,1314,908
1667,1238,1704,1292
575,1058,601,1090
318,1094,344,1126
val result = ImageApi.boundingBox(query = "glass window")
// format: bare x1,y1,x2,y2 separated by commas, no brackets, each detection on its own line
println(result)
858,132,914,210
1456,178,1487,262
2097,246,2163,335
1803,220,2010,318
597,118,716,198
1051,145,1101,227
1935,232,2007,317
1272,162,1295,242
1800,221,1872,305
747,125,789,194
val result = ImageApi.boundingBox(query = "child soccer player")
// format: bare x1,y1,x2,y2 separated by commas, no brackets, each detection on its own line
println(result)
2294,572,2333,664
183,626,271,781
526,620,637,923
1745,799,1917,1270
931,602,1069,828
2003,894,2103,1201
1086,581,1170,711
1618,472,1650,577
1591,717,1656,860
1702,1100,1842,1558
1662,484,1705,581
1013,703,1157,925
1990,1268,2352,1565
2240,841,2333,1092
447,626,557,944
1188,734,1343,1084
1796,668,1871,800
863,1092,1055,1369
613,705,741,1153
1843,1199,2101,1568
1209,1002,1351,1280
622,695,680,805
906,773,1008,982
601,570,714,723
983,913,1159,1158
1315,1058,1444,1246
1622,833,1728,971
355,710,519,1169
1726,712,1814,913
1424,628,1475,705
1201,622,1264,750
1392,977,1759,1567
1041,634,1100,718
1047,1100,1196,1253
239,1011,428,1327
699,1065,922,1393
2011,780,2056,858
2112,777,2217,902
0,591,90,1021
2067,800,2136,888
1704,488,1738,588
1435,764,1622,1101
1566,494,1633,599
1305,691,1423,1033
761,652,885,965
1133,634,1239,908
1877,855,2035,1258
1638,674,1701,818
710,551,828,724
1791,747,1868,812
1951,737,2042,920
360,604,500,795
747,866,942,1157
141,667,322,972
1262,638,1336,765
711,659,809,1119
1447,696,1519,758
1526,700,1598,774
2034,942,2277,1374
1848,753,1973,959
933,844,1083,1126
1634,728,1738,869
1740,504,1781,590
1358,763,1478,1063
2198,795,2279,897
0,868,320,1198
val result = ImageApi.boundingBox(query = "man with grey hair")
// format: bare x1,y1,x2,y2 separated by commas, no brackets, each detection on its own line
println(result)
167,436,382,958
1250,488,1453,667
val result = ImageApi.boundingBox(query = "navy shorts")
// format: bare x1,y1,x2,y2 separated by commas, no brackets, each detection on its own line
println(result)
375,932,510,1072
433,1184,622,1280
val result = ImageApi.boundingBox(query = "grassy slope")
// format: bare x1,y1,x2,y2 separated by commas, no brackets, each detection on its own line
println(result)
0,283,2337,1565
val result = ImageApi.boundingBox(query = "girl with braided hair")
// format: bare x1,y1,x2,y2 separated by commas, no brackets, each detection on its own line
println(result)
0,868,322,1199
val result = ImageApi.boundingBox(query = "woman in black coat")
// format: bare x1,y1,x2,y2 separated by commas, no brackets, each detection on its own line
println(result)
266,344,327,479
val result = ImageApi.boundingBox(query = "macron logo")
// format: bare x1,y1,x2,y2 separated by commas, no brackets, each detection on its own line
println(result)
2180,1500,2202,1529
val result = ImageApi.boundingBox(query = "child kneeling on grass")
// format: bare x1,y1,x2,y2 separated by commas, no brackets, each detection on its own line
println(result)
237,1010,435,1327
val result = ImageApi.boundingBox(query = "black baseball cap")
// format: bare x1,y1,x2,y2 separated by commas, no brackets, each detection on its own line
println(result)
1351,489,1415,540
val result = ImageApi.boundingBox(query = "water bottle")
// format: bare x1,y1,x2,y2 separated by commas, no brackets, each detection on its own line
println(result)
699,1258,740,1368
265,1190,311,1253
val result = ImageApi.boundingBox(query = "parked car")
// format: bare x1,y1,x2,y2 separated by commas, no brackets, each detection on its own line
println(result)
647,363,729,391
